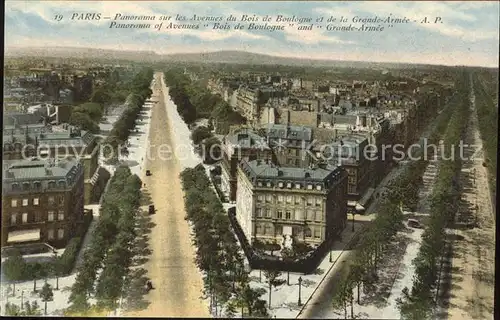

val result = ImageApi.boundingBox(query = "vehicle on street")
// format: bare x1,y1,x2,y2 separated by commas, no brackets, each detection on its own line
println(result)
407,218,422,228
149,205,155,215
146,170,152,176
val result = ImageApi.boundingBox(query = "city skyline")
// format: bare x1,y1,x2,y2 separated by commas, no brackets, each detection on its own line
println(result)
5,1,500,68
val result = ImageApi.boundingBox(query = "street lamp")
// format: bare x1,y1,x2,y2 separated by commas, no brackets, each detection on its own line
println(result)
20,290,24,310
329,249,333,263
298,277,303,306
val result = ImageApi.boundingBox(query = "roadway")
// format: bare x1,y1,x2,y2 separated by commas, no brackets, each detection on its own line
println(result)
125,72,210,317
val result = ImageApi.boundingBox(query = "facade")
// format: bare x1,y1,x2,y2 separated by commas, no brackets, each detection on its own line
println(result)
2,157,84,248
3,123,104,204
236,159,348,249
265,124,313,168
220,127,274,202
236,86,261,123
317,134,372,212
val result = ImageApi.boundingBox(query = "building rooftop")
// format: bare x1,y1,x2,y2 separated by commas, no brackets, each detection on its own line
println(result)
240,159,343,186
3,157,83,193
266,124,312,141
226,128,270,150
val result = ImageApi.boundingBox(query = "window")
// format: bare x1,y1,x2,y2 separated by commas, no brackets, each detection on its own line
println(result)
266,181,272,187
286,195,292,203
315,211,322,221
265,209,271,218
295,209,303,220
277,195,284,203
277,211,283,219
48,181,56,189
307,184,313,190
22,199,28,207
48,211,55,222
22,183,30,191
58,229,65,239
57,196,64,205
12,183,20,191
307,197,313,205
316,185,322,191
22,213,28,224
304,227,312,238
286,182,292,189
33,198,39,206
256,224,262,235
10,213,17,225
264,224,272,235
278,182,284,188
257,181,263,187
295,159,300,166
48,196,55,205
295,183,301,189
275,225,283,235
58,212,65,221
34,181,42,190
256,208,262,217
257,195,264,202
285,211,291,220
11,199,18,208
314,227,321,239
295,196,301,204
48,229,55,240
306,210,313,221
34,212,42,223
266,195,272,203
315,198,322,207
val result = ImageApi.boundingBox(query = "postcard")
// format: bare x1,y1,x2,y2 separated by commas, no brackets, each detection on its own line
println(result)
2,1,498,319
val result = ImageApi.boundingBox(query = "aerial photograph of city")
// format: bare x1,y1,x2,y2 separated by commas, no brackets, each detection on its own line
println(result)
2,1,498,318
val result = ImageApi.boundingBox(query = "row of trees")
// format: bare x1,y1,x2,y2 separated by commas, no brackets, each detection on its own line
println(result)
472,73,498,197
164,69,246,134
66,166,142,315
397,72,471,319
69,68,135,132
102,68,154,160
180,164,268,317
331,79,463,318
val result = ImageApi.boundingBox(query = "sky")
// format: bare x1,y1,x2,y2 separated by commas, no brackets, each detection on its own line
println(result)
5,1,500,67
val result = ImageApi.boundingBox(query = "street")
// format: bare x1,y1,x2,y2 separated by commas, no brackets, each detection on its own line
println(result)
125,72,209,317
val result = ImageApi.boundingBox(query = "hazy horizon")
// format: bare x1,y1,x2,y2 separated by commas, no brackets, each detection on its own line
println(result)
5,1,499,68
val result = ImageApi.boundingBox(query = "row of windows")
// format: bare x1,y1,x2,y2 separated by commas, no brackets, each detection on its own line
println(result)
48,228,65,240
255,224,322,238
256,194,323,206
255,208,323,221
11,196,64,208
256,181,323,190
10,211,65,224
11,180,67,192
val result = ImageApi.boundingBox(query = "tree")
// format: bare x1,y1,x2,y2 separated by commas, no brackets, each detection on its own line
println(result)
263,270,285,308
69,112,99,133
39,282,54,315
332,278,350,319
4,301,41,316
74,102,104,121
2,249,26,293
280,247,295,285
191,126,213,145
51,257,64,290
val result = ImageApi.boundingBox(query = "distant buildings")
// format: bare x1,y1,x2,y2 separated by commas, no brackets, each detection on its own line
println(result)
236,159,347,248
2,157,84,248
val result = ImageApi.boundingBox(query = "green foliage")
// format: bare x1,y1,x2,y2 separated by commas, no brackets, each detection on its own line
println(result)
472,73,498,195
164,69,246,133
103,68,154,158
4,301,41,316
69,112,100,133
398,70,470,319
191,126,213,145
2,249,26,283
180,164,266,316
68,166,142,313
73,102,104,121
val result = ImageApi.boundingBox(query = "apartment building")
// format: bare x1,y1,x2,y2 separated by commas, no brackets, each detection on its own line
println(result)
2,157,84,248
3,123,107,204
220,127,274,202
265,124,314,168
236,159,348,249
